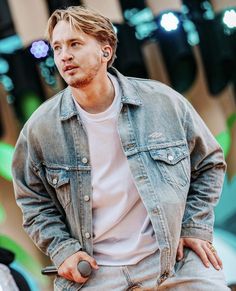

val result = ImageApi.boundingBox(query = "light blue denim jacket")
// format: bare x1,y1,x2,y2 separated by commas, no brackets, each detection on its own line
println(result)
12,68,226,290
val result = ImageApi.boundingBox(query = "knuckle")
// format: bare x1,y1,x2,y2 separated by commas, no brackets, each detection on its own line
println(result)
192,241,199,248
58,269,63,276
69,263,75,269
74,274,87,284
91,258,96,264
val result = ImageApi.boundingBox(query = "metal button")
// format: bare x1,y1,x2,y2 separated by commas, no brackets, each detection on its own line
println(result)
85,232,91,239
159,271,169,284
82,157,88,164
152,207,159,215
52,178,58,185
84,195,90,202
167,154,174,161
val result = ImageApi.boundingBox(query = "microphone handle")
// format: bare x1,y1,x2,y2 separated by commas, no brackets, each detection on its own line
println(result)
41,260,92,278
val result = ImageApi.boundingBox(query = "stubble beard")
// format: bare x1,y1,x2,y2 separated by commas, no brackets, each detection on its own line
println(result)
69,75,94,88
67,64,101,89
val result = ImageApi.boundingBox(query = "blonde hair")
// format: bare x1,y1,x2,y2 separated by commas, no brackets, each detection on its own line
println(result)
45,6,118,67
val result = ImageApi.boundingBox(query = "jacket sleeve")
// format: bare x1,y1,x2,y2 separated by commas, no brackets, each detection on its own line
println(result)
12,130,82,268
180,99,226,242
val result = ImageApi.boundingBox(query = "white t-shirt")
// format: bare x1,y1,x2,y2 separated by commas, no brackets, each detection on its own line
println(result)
73,74,158,265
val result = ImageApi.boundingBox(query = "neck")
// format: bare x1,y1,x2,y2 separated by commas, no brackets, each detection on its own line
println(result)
71,72,115,114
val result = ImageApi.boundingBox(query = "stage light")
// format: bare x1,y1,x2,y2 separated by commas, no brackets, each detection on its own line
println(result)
4,48,46,123
160,12,180,31
113,23,148,78
155,11,197,93
0,75,14,91
45,56,54,67
182,1,235,95
124,7,154,25
223,9,236,29
121,0,156,40
0,58,9,74
0,35,22,54
135,22,157,40
30,40,49,59
39,57,57,86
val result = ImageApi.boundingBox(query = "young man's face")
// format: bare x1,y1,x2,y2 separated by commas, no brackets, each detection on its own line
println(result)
52,20,106,88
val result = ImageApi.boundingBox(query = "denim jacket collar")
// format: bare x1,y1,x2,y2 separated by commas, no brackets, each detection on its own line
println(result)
59,67,142,121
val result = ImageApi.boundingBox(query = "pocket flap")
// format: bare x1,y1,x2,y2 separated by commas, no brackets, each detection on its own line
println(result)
149,144,188,165
46,168,70,188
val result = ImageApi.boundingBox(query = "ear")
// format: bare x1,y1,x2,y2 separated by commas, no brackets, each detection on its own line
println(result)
101,44,113,62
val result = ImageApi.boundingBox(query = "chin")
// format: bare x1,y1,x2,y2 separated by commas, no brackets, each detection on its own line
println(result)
64,76,79,87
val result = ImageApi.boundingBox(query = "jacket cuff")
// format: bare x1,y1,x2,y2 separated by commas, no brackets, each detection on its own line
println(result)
50,239,82,268
181,224,213,242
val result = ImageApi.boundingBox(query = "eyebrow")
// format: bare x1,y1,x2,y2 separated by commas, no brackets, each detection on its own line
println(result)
52,38,84,47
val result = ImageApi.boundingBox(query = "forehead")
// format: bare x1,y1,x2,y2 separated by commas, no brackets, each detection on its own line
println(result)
52,20,93,44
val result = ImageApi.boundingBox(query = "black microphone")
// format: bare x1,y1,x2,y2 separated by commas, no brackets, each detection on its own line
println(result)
41,260,92,278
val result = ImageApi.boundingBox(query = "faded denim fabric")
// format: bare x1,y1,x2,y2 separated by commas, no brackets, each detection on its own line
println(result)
53,249,229,291
12,68,226,290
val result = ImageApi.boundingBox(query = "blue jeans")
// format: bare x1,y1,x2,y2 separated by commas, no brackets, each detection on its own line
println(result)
55,248,229,290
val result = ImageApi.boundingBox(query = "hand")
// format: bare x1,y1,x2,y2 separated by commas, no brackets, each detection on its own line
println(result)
58,251,99,283
176,237,223,270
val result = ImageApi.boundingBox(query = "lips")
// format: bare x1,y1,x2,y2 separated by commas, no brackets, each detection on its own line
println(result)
63,65,78,72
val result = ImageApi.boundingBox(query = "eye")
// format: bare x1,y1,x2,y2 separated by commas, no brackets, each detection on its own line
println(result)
53,45,61,52
71,42,81,48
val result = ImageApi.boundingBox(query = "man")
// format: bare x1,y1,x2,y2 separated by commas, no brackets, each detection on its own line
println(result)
12,6,229,291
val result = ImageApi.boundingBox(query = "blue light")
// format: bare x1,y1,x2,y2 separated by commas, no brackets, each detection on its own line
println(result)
45,56,55,67
160,12,180,32
30,40,49,58
135,22,157,40
223,9,236,29
0,35,23,54
124,8,154,26
0,75,14,91
0,58,9,74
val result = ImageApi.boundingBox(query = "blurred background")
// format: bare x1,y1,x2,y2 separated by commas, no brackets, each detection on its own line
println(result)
0,0,236,290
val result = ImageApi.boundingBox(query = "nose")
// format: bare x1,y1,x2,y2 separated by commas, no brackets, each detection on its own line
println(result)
61,48,73,62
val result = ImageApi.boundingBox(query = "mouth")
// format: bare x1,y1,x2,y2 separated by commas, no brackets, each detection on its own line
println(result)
63,65,78,73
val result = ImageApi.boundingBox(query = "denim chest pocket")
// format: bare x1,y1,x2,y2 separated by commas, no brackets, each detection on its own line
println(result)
149,143,190,188
45,168,71,208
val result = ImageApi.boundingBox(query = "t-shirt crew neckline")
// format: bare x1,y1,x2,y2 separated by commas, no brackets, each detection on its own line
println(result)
72,73,121,123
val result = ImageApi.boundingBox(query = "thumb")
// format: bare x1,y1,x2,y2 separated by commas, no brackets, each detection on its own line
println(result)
176,239,184,261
